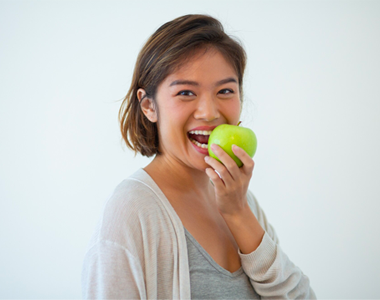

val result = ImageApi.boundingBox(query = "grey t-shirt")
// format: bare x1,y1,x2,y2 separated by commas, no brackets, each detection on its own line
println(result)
185,226,260,299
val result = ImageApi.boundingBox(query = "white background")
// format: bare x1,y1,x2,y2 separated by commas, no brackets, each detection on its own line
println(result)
1,0,379,298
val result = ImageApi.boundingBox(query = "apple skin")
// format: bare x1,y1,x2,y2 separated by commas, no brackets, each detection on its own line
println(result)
208,124,257,168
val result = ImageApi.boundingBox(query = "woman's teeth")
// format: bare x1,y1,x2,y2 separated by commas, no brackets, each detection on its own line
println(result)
189,137,208,149
188,130,212,149
188,130,212,135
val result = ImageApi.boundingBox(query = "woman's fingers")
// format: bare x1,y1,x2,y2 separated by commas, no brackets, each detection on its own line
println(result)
231,144,255,176
205,167,225,189
204,144,255,216
206,144,240,186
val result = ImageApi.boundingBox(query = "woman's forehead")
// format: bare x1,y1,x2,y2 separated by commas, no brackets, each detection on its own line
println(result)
162,49,238,86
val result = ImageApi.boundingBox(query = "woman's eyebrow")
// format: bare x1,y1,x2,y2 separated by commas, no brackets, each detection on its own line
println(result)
169,80,198,87
215,77,237,86
169,77,237,87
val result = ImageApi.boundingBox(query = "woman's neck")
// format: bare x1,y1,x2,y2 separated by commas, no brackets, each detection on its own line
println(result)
143,154,215,203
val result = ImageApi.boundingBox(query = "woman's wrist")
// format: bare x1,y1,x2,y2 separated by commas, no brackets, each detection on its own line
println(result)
221,205,265,254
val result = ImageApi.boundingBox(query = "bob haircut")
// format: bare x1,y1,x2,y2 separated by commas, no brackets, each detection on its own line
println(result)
118,14,247,157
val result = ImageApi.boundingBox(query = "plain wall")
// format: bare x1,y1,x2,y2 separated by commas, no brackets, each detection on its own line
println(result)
1,0,379,298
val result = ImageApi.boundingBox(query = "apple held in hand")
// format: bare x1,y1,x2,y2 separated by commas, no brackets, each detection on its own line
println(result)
208,122,257,168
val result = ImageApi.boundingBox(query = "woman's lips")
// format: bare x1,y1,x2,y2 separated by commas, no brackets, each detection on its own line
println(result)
188,125,218,132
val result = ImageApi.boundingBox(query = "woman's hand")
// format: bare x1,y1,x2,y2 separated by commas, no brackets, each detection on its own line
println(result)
204,143,255,217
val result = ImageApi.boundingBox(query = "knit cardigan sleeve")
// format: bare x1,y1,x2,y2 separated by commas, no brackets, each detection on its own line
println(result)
81,239,146,299
239,191,317,299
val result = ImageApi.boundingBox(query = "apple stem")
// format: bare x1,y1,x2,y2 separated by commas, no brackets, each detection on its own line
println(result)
237,121,242,126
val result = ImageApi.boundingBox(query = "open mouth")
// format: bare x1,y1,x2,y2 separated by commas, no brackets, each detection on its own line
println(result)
187,130,212,149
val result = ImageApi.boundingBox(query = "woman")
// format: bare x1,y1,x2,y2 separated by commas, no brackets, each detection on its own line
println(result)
82,14,317,299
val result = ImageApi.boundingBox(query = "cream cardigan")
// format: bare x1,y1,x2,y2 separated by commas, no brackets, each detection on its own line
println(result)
82,168,316,299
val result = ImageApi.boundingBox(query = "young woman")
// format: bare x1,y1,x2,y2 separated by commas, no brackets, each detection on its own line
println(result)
82,14,317,299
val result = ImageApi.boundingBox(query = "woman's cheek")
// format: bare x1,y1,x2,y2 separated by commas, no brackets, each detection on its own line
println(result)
222,99,241,123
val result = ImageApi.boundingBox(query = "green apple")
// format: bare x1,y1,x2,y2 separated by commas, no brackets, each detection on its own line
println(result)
208,122,257,167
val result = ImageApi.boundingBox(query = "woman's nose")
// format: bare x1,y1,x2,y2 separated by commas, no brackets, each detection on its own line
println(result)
194,96,220,121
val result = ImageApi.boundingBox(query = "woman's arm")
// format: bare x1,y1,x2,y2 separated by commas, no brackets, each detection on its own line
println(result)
220,195,265,254
223,191,317,299
205,144,317,298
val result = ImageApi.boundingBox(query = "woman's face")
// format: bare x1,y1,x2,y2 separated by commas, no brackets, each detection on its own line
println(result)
154,48,241,171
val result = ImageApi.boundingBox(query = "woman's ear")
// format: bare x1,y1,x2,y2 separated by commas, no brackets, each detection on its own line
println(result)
137,88,157,123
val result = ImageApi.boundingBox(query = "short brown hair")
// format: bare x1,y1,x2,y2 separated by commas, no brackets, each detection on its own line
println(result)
118,14,247,157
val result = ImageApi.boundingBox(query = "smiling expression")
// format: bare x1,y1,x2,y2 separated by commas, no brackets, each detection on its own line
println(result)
153,47,242,170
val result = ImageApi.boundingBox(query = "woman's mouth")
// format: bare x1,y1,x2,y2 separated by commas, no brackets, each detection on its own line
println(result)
187,130,212,153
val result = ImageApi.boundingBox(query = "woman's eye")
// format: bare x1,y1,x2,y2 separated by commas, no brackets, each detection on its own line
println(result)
219,89,234,95
177,90,195,96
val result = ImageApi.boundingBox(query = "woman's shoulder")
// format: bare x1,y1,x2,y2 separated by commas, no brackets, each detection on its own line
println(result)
87,169,170,251
246,189,280,245
104,168,166,219
246,189,261,218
